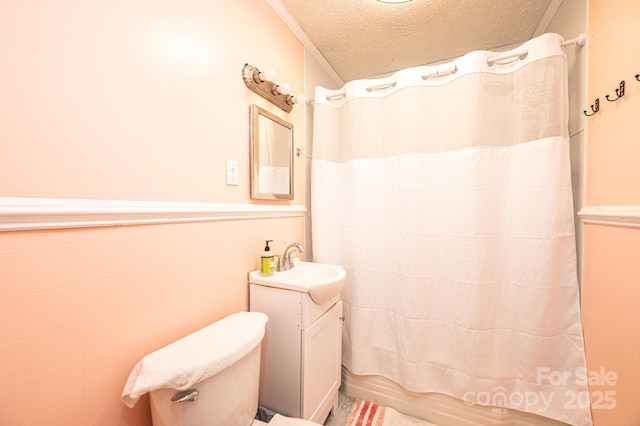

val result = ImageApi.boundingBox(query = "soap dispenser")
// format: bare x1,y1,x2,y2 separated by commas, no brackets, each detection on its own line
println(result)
261,240,275,276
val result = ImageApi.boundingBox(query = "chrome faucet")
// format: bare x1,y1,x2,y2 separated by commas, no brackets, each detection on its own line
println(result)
280,242,304,271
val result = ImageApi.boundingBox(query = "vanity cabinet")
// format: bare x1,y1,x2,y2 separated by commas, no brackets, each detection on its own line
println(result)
249,283,342,423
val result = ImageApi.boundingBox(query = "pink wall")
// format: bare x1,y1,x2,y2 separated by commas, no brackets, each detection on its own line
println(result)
585,0,640,206
0,0,305,204
583,0,640,424
0,1,305,425
582,225,640,425
0,219,303,425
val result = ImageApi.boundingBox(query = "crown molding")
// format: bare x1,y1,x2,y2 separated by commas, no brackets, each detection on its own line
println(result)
533,0,564,36
266,0,344,87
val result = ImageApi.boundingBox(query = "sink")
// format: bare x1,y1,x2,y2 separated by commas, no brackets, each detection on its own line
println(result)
249,261,346,304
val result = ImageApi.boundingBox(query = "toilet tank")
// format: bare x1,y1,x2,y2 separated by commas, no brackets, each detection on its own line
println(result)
150,345,262,426
125,312,267,426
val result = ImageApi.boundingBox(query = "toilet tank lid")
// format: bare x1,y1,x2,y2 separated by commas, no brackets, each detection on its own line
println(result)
121,311,268,408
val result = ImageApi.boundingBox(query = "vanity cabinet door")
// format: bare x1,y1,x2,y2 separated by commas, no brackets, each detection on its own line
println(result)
301,301,342,421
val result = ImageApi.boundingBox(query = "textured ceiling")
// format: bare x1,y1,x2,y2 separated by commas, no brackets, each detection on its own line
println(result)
274,0,556,82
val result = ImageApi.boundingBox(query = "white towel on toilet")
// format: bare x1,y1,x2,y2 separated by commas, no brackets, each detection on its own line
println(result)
121,311,268,408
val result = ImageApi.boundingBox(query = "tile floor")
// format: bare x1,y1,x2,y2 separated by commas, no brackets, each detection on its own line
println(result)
324,392,356,426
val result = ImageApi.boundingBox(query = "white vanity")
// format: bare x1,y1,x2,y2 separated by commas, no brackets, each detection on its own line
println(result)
248,262,345,423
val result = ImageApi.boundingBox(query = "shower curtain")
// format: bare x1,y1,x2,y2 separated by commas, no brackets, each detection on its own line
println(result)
311,33,592,426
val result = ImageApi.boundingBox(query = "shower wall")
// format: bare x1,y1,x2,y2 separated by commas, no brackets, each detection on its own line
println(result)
546,0,588,285
303,49,342,262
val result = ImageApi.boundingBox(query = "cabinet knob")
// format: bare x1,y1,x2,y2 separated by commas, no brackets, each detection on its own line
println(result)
339,316,345,321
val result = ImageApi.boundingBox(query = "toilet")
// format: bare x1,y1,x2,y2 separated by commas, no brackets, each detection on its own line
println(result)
121,311,321,426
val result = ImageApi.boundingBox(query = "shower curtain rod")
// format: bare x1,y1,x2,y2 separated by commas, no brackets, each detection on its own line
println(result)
488,32,587,66
323,33,587,102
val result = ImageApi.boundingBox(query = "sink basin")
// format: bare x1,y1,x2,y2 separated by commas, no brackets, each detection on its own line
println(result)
249,261,346,304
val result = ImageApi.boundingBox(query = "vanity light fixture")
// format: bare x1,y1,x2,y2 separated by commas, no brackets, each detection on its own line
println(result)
243,63,298,113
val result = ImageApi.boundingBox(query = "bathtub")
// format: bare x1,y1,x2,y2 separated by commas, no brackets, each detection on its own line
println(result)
341,367,571,426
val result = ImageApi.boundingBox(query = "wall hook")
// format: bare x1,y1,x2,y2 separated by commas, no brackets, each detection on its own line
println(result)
605,80,625,102
635,74,640,82
583,98,599,116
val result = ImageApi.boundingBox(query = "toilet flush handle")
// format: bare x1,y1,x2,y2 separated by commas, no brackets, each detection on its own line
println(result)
171,389,199,403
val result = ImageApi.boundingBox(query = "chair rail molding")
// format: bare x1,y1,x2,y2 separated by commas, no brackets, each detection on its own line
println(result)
578,205,640,229
0,197,306,232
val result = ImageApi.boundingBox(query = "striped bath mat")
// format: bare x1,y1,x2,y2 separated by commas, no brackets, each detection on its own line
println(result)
345,400,439,426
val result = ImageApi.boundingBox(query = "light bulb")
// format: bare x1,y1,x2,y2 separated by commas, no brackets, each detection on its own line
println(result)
253,67,276,84
291,94,307,105
260,68,276,82
276,83,291,95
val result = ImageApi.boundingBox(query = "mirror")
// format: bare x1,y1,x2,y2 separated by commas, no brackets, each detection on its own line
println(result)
250,104,294,200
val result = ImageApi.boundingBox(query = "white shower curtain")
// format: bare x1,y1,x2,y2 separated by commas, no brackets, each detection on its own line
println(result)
311,34,592,426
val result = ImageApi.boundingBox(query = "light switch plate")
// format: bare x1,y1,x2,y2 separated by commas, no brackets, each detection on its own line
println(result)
226,160,238,186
